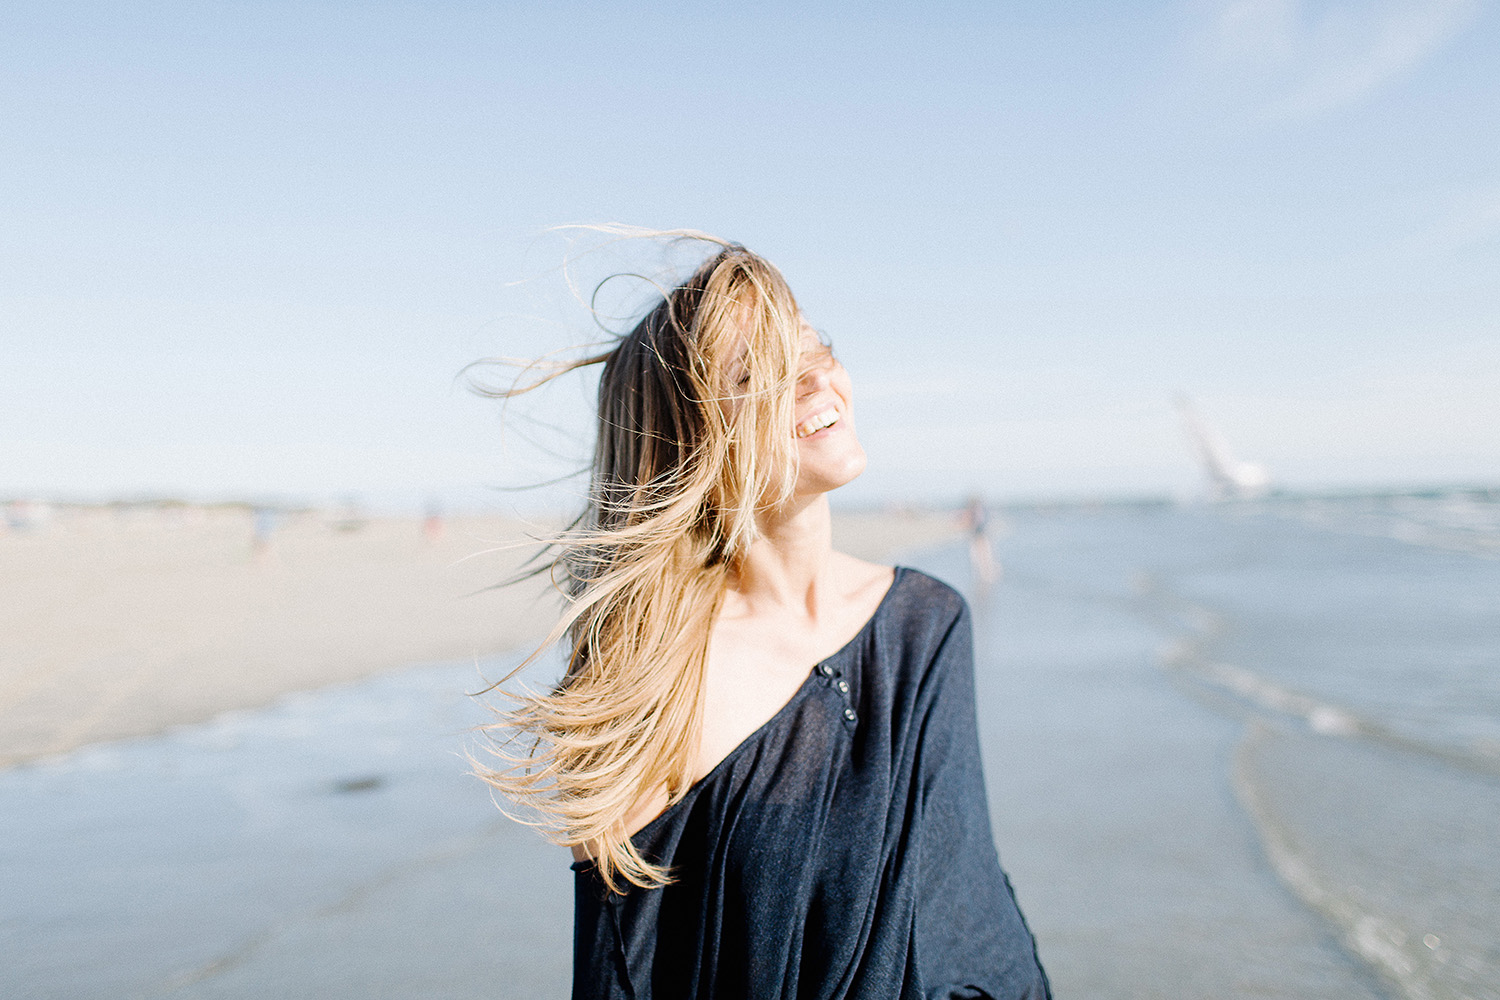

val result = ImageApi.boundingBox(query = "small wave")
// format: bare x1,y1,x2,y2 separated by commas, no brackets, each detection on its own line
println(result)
1266,491,1500,560
1234,723,1500,1000
1143,576,1500,783
1161,637,1500,781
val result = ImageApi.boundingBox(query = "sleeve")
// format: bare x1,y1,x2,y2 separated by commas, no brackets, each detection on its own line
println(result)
570,864,635,1000
912,603,1051,1000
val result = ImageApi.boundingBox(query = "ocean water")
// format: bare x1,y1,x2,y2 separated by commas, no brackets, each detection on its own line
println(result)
950,492,1499,1000
2,493,1496,999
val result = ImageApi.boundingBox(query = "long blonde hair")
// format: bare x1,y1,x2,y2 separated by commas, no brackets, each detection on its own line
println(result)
475,234,805,892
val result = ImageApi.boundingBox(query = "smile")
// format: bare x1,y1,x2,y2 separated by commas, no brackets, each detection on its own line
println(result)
796,408,840,438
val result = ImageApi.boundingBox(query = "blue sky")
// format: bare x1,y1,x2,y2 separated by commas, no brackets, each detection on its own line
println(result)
3,1,1497,509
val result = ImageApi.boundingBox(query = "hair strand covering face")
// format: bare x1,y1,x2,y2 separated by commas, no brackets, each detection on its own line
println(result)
472,236,805,893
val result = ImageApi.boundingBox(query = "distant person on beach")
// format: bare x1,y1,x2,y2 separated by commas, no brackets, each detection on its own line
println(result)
250,506,277,561
477,237,1049,999
964,494,1001,586
422,499,444,544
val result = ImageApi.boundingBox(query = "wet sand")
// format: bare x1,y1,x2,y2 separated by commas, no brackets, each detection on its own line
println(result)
0,504,958,768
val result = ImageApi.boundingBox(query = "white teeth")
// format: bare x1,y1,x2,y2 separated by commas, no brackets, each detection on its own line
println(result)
796,409,839,438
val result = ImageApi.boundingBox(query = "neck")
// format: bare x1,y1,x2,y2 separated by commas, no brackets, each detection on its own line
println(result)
731,494,835,615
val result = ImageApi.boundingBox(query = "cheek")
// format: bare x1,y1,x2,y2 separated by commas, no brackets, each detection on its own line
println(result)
832,365,855,405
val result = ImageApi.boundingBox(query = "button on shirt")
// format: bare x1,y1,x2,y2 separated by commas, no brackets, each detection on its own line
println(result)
571,568,1050,1000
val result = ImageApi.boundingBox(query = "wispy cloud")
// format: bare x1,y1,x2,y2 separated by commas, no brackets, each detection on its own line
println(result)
1192,0,1483,123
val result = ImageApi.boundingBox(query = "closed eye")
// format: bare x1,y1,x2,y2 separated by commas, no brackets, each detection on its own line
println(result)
798,343,836,375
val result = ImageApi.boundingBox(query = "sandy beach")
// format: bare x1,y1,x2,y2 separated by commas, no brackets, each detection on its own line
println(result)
0,503,960,769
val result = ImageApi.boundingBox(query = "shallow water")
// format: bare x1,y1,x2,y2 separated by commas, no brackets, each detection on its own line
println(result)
968,496,1499,1000
932,515,1385,999
3,495,1496,999
0,660,572,999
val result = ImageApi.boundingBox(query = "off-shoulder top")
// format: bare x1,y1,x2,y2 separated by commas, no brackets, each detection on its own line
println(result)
570,567,1050,1000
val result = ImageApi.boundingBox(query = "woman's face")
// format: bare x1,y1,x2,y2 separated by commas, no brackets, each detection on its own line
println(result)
790,322,866,498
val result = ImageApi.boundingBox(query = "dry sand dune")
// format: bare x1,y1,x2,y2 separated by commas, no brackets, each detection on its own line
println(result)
0,505,958,767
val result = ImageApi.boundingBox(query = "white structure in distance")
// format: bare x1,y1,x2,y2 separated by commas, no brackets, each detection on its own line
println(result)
1174,395,1271,502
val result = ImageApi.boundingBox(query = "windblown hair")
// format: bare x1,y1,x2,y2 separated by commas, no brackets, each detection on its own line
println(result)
475,236,805,892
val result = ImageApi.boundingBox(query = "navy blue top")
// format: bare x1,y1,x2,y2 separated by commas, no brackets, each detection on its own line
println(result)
571,568,1050,1000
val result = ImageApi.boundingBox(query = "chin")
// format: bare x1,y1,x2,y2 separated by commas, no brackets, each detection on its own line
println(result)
797,449,868,498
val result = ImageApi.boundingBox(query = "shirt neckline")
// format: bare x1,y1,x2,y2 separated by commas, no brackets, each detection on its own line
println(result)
572,566,909,869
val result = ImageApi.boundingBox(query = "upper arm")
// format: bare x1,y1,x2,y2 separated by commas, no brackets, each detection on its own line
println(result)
912,597,1051,998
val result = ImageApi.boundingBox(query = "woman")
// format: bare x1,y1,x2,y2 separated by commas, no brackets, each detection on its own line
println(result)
479,236,1049,999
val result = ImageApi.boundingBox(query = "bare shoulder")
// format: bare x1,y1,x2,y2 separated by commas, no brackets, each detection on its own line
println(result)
827,550,896,609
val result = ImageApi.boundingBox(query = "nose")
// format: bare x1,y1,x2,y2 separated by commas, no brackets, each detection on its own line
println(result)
797,353,837,395
799,366,829,395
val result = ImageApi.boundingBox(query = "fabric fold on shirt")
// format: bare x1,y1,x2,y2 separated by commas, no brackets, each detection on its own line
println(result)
572,567,1051,1000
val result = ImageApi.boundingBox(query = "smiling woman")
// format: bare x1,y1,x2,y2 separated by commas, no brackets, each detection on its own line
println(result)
474,233,1049,1000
